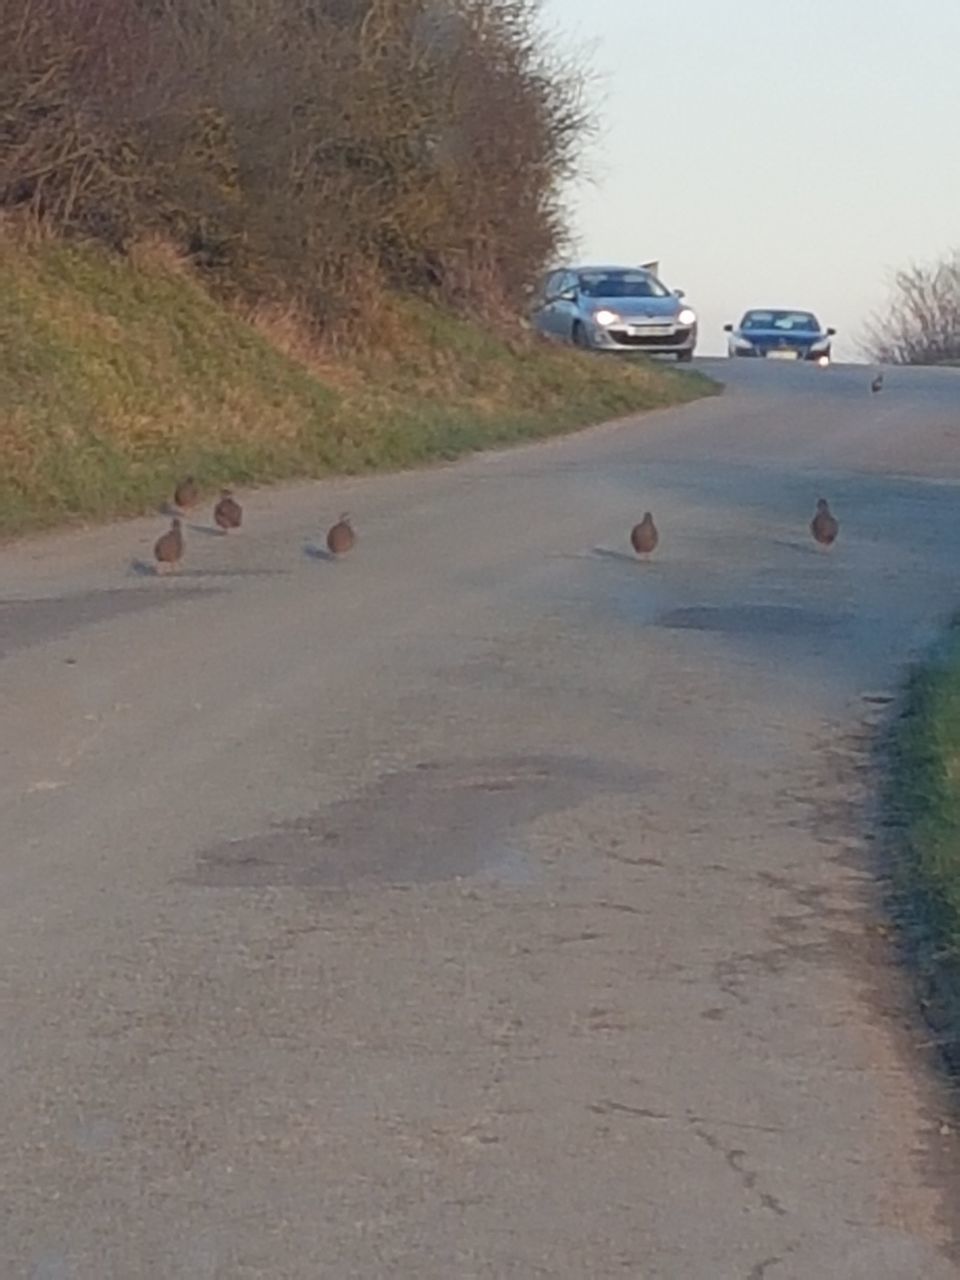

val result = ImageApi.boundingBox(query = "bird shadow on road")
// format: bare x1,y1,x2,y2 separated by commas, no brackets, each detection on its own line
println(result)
591,546,647,567
303,542,335,563
187,522,227,538
771,538,828,558
130,558,161,577
128,559,283,579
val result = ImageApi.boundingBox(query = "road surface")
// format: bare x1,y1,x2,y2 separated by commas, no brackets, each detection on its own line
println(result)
3,357,960,1278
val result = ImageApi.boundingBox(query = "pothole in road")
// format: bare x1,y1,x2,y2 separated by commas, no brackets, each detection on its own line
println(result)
187,753,654,889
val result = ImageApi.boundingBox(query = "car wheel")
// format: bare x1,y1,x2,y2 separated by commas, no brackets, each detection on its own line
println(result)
676,349,694,363
572,322,590,350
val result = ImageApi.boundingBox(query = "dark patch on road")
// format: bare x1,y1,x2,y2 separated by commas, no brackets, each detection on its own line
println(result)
712,937,833,1008
589,1099,669,1121
30,1254,71,1280
656,603,847,637
748,1257,785,1279
606,851,665,868
0,587,218,658
188,754,656,889
693,1126,788,1217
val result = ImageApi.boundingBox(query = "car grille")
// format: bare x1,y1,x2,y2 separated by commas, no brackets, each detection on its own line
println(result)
610,327,692,349
751,338,815,351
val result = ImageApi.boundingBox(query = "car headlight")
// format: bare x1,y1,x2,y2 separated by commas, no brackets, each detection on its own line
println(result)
808,336,830,351
593,309,620,326
733,335,753,349
677,308,697,326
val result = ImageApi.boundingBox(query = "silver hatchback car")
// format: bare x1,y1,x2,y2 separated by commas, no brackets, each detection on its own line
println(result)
530,264,698,360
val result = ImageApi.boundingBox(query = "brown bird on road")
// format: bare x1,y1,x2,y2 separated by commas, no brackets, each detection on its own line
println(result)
174,475,199,511
810,498,839,548
154,517,184,573
630,512,659,558
871,372,884,394
326,513,356,556
214,489,243,533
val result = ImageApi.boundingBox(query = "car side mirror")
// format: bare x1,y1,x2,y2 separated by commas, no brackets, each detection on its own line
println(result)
723,323,733,332
674,289,685,298
559,289,577,303
827,327,836,336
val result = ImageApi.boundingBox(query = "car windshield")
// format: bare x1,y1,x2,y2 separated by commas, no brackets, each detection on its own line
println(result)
578,271,670,300
741,310,820,332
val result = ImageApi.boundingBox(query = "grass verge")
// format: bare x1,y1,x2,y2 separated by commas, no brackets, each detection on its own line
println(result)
1,231,718,537
887,621,960,1069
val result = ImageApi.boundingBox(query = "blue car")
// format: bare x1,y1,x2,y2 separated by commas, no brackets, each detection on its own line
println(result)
724,309,835,363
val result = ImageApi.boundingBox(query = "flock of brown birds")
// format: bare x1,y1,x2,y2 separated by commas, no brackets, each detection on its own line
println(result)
153,477,838,573
152,375,880,570
152,475,355,572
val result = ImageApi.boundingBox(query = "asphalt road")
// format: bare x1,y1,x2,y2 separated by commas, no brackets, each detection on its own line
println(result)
3,357,960,1279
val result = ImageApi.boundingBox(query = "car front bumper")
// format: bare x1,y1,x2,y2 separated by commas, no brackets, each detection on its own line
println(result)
592,324,697,354
729,344,831,361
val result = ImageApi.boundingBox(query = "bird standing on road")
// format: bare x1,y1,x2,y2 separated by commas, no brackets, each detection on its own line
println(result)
174,476,199,511
154,517,184,573
214,489,243,533
327,513,356,556
630,512,659,558
871,372,884,394
810,498,839,548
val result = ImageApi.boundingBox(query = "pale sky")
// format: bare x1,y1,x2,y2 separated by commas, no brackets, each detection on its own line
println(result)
541,0,960,359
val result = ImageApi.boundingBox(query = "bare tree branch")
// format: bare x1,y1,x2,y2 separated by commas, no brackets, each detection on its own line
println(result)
863,253,960,365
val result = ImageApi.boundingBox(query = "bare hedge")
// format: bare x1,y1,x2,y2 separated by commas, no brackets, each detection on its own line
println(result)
0,0,592,334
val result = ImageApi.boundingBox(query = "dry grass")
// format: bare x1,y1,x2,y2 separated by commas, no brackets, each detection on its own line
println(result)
241,301,362,392
125,235,193,278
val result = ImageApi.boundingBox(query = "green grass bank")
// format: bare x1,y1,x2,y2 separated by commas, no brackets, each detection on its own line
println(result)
1,232,718,537
888,622,960,1069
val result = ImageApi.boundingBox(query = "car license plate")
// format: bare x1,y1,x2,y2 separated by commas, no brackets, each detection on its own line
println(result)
629,325,672,337
767,349,798,360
